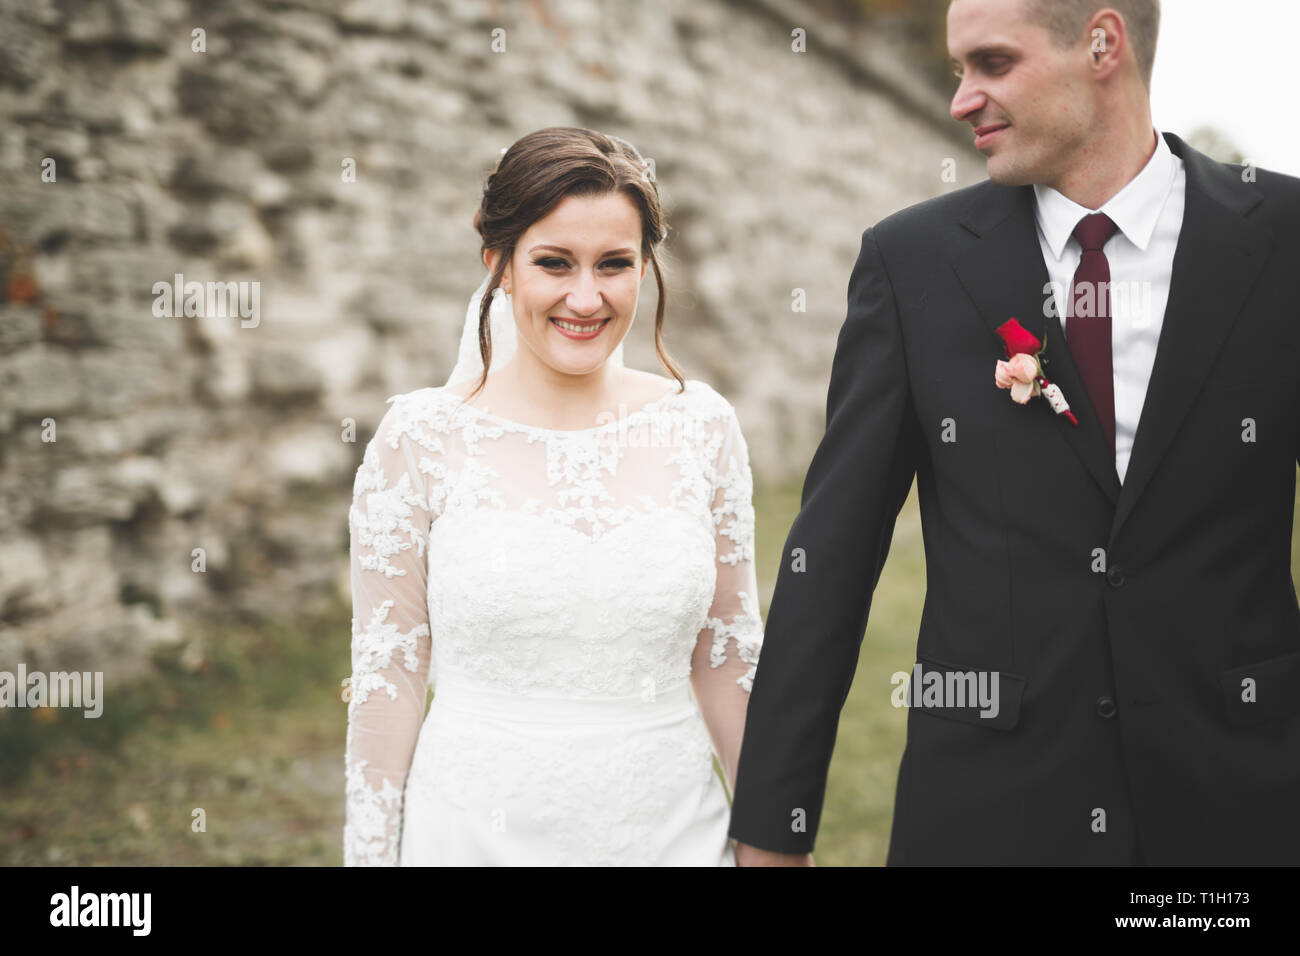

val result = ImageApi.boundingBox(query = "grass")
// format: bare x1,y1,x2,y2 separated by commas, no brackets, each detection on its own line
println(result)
3,472,1296,865
747,478,923,866
0,603,349,865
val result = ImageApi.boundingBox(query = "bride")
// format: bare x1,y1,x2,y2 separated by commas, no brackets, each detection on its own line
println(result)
343,127,764,865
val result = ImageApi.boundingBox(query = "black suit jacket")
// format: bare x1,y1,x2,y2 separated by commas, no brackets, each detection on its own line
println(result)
728,132,1300,865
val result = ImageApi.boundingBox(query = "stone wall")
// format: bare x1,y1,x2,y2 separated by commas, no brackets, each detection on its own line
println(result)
0,0,984,678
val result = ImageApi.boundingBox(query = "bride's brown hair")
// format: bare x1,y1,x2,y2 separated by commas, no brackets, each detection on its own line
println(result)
465,127,685,403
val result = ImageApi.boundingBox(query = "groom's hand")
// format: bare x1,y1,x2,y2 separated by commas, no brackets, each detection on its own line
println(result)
734,841,815,867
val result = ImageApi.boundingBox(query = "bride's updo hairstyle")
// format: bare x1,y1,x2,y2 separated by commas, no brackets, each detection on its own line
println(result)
467,126,685,402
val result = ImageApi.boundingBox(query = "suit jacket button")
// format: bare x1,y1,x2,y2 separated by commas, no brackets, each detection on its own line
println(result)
1096,696,1117,718
1106,565,1125,587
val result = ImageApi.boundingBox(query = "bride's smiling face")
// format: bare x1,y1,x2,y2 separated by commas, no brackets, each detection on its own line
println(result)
487,191,648,377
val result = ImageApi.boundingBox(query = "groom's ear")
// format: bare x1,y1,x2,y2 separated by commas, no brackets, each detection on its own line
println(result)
1086,10,1128,82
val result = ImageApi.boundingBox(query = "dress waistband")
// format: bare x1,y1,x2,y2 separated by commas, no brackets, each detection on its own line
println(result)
430,677,697,724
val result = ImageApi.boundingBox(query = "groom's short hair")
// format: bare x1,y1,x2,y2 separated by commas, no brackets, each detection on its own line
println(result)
1021,0,1161,89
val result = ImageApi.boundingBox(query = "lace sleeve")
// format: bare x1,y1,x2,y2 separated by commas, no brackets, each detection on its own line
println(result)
344,394,437,866
690,404,764,794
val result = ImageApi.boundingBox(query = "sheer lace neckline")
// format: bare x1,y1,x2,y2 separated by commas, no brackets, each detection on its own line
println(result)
434,379,692,435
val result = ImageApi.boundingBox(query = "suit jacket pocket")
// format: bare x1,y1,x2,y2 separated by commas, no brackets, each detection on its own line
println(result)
908,654,1028,731
1218,648,1300,728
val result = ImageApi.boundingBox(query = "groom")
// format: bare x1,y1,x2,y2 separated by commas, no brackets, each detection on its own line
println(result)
729,0,1300,865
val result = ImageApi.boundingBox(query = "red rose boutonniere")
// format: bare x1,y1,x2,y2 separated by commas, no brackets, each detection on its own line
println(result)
994,318,1079,426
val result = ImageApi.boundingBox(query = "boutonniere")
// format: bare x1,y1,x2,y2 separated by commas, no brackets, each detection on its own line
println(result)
994,318,1079,426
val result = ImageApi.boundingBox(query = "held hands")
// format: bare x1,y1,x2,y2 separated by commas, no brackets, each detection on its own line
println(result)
733,840,816,867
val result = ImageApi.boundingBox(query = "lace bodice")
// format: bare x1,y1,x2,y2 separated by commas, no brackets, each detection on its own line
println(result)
343,378,764,865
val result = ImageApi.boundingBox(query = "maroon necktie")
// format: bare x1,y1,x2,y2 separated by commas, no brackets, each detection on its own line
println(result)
1067,213,1119,458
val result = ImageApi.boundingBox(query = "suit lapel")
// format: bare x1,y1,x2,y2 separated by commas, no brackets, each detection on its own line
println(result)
952,184,1121,505
950,133,1272,543
1109,133,1270,541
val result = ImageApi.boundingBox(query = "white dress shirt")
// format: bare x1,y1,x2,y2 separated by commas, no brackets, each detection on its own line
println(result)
1033,128,1186,484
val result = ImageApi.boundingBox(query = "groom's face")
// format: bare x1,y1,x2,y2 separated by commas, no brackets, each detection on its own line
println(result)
948,0,1095,187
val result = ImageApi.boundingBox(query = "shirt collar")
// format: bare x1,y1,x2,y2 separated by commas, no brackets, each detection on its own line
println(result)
1033,128,1177,259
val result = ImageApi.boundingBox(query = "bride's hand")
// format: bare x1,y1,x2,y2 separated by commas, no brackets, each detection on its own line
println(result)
733,841,815,866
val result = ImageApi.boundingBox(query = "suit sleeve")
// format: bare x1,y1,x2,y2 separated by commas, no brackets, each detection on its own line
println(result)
727,227,921,854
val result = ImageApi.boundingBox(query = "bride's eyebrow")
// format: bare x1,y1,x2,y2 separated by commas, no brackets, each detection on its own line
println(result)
528,244,637,257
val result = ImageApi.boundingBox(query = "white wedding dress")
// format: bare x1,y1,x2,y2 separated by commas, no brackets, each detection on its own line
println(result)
343,377,764,865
